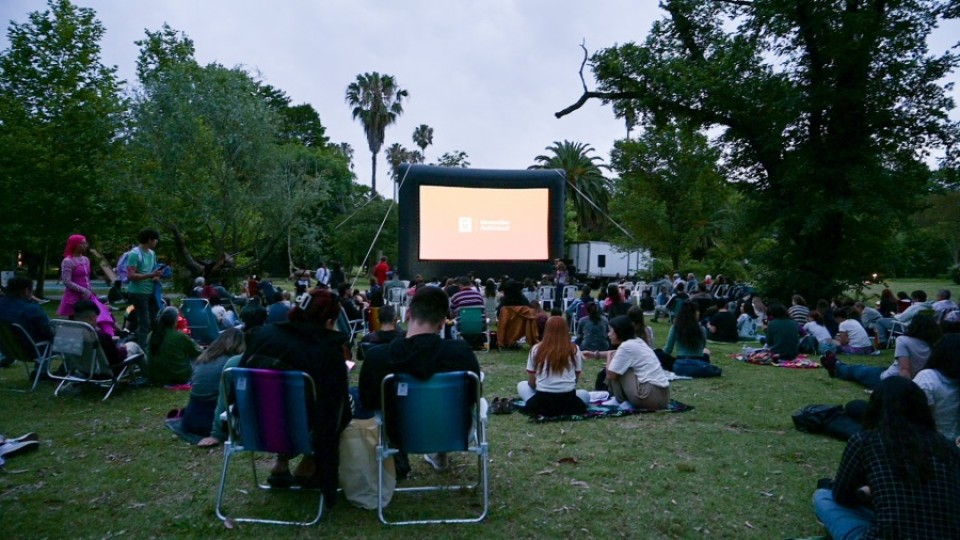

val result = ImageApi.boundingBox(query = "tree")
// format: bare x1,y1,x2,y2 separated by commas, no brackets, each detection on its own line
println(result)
529,141,610,237
609,124,732,271
0,0,125,295
258,84,329,148
557,0,960,300
412,123,434,160
345,72,408,196
435,150,470,168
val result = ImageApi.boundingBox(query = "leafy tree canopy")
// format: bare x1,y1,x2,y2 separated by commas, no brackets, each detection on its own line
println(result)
558,0,959,299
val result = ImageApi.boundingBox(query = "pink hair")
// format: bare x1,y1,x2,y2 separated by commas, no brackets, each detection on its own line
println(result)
63,234,87,258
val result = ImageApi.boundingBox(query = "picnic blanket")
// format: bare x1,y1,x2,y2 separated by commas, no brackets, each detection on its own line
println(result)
511,397,694,424
729,350,820,369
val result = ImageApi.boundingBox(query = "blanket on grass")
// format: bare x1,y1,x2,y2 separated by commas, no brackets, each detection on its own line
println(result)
511,398,693,424
729,350,820,369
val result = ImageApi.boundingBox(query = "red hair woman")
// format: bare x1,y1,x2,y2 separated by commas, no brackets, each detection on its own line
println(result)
517,316,590,416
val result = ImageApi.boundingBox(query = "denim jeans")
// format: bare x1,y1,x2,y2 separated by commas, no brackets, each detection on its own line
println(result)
813,488,874,540
835,361,884,390
129,292,158,348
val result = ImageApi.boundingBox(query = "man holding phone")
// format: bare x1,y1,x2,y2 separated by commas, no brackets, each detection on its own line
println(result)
127,228,163,347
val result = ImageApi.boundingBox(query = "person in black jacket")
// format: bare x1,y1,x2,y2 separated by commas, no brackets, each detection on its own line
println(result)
239,289,350,504
359,286,480,471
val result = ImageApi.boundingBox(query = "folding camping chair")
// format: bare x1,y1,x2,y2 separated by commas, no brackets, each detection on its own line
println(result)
341,306,365,345
561,285,579,312
377,371,489,525
47,320,144,401
215,367,325,527
180,298,222,346
0,321,52,391
537,286,555,311
454,306,489,352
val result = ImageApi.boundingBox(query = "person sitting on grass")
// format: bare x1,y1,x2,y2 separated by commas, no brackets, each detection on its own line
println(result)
172,328,245,444
517,316,590,417
822,313,942,390
736,301,759,341
913,334,960,442
664,302,710,362
576,301,609,353
802,311,835,355
823,306,875,355
812,376,960,540
145,307,201,386
603,283,630,318
584,315,669,411
763,303,799,360
627,305,655,347
706,300,738,343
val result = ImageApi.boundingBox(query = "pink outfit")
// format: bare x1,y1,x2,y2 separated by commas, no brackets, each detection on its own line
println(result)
57,255,115,336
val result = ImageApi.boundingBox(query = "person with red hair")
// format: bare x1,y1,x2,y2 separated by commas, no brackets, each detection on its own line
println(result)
57,234,115,335
517,316,590,416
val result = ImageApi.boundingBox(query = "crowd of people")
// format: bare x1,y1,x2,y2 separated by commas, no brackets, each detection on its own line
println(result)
3,245,960,535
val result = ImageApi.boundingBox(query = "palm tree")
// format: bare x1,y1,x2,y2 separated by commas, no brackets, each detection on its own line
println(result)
412,124,434,161
345,72,408,195
385,142,410,200
530,140,610,235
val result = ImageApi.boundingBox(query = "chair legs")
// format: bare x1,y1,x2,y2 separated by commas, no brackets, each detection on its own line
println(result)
216,445,324,527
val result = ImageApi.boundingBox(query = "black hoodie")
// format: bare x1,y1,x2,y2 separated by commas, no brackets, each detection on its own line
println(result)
358,333,480,413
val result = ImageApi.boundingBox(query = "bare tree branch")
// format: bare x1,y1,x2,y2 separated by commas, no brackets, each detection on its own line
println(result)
579,39,589,93
555,91,643,118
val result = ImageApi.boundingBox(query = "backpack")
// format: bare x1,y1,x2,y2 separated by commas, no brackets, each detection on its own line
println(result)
115,250,132,285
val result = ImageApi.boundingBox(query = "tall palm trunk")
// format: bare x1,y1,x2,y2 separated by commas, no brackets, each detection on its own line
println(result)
371,151,378,195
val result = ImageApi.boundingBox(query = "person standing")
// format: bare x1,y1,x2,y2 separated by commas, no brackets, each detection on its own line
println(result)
314,262,330,287
127,228,163,347
372,257,390,287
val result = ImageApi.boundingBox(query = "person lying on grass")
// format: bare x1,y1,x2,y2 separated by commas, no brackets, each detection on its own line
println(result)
517,316,590,417
822,313,941,390
812,376,960,540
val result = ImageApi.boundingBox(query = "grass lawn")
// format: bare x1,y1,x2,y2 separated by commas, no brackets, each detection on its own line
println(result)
1,278,954,538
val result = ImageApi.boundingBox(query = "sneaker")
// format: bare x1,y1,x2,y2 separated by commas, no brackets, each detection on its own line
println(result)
601,397,621,407
820,352,838,378
423,453,447,471
619,401,636,411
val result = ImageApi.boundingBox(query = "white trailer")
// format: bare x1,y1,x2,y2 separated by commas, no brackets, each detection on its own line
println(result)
567,242,650,279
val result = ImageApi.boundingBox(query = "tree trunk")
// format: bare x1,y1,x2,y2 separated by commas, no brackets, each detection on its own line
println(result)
33,245,48,299
371,151,378,195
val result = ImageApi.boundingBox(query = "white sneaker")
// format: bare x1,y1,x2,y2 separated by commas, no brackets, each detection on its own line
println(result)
601,397,621,407
423,453,447,471
619,401,637,411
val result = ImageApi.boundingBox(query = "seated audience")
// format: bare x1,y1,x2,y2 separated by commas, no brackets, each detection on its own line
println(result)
627,305,654,347
913,334,960,442
788,295,810,325
239,289,351,498
812,377,960,540
664,302,710,361
176,328,245,442
576,302,610,352
356,304,404,360
830,306,874,355
823,313,941,390
707,301,738,343
0,276,53,346
359,286,481,472
932,289,958,321
874,289,933,343
265,290,291,325
517,316,590,416
803,312,835,355
764,303,799,360
736,301,759,341
73,300,143,374
584,315,669,410
604,283,630,318
146,306,201,386
482,279,499,324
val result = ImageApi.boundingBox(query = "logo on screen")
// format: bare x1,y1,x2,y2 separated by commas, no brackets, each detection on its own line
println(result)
458,217,472,233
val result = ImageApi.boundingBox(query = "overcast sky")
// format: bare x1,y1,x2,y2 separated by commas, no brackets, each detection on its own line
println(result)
2,1,957,198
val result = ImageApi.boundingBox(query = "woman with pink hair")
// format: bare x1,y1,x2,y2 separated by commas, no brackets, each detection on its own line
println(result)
57,234,115,335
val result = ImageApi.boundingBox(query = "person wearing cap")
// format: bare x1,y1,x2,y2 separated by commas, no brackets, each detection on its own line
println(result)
145,306,201,385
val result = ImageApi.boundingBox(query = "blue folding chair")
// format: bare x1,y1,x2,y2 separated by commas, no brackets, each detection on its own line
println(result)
180,298,221,346
377,371,489,525
215,368,324,526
